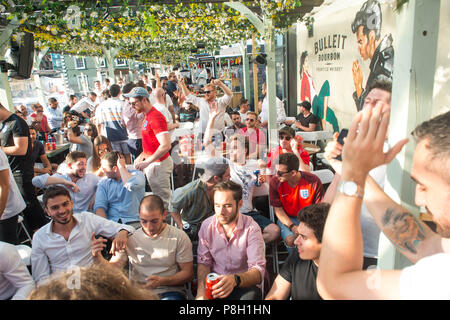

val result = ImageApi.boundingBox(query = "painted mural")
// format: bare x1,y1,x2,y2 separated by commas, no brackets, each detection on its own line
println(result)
297,0,396,131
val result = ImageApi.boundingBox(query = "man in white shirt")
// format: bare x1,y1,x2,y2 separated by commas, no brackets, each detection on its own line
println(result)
0,241,34,300
258,82,286,128
152,88,179,138
32,151,99,214
178,77,232,136
95,84,130,164
317,104,450,299
0,149,26,245
31,186,134,285
45,98,63,132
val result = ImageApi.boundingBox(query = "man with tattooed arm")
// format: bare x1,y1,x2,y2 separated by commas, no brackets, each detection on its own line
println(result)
317,98,450,299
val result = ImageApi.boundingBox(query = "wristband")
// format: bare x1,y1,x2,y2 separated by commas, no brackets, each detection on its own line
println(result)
288,223,296,231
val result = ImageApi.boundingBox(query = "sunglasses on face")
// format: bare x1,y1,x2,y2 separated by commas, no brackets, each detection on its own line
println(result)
246,118,255,122
279,135,292,141
276,170,289,177
204,90,215,94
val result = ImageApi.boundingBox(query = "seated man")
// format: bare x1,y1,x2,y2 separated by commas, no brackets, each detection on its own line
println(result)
94,151,145,228
224,111,245,139
196,181,265,300
0,241,35,300
228,135,280,244
269,153,324,252
31,186,134,285
295,100,319,132
32,151,99,213
265,203,330,300
91,195,193,300
28,126,56,175
266,126,311,174
168,157,230,238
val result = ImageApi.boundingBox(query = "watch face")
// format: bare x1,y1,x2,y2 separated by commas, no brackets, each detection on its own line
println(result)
343,181,357,195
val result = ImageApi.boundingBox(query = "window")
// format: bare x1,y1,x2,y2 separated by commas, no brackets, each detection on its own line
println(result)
77,74,89,95
115,58,127,67
74,57,86,70
97,57,107,68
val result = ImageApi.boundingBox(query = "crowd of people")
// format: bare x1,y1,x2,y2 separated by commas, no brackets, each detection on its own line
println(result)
1,68,449,301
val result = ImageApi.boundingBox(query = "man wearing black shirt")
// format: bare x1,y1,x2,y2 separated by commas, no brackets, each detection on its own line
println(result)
0,103,48,233
265,203,329,300
295,101,319,132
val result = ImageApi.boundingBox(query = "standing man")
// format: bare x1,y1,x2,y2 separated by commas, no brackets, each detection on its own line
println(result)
295,100,319,132
122,82,144,161
32,151,99,214
196,181,265,300
125,87,173,211
0,102,48,234
351,0,394,111
45,98,63,132
237,111,266,160
31,186,134,285
269,152,324,252
95,84,130,164
258,82,286,128
178,77,232,136
237,98,250,123
94,151,145,227
91,194,193,300
0,149,26,244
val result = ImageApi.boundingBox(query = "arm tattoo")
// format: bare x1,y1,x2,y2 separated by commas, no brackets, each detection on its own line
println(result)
382,208,426,254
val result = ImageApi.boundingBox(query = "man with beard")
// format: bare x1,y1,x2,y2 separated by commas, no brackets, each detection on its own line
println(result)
31,186,134,285
196,181,265,300
32,151,99,214
316,105,450,299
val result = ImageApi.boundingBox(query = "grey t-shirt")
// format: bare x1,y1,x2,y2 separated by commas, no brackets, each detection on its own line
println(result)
70,134,93,159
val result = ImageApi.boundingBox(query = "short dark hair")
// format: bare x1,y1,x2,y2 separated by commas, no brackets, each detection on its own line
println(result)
239,98,248,106
298,100,312,111
231,111,240,117
297,203,330,243
66,151,87,164
351,0,382,39
43,186,71,208
278,152,299,173
412,111,450,181
213,180,242,203
139,195,165,215
69,94,77,101
48,97,57,103
109,84,121,97
89,91,97,98
101,151,119,168
367,78,392,95
122,82,136,94
279,126,296,138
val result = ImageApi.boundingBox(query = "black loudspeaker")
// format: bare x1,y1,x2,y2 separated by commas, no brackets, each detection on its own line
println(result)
7,32,34,79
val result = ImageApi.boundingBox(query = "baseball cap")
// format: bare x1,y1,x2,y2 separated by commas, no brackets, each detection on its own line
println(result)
123,86,149,99
200,157,229,182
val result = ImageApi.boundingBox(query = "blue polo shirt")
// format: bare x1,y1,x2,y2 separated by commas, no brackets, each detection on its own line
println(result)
93,170,145,223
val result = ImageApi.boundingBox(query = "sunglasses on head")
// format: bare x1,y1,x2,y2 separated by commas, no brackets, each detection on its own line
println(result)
279,135,292,141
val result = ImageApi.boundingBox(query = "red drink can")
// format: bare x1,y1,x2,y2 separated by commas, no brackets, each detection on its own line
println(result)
205,272,219,300
46,142,51,151
222,141,226,152
52,142,56,150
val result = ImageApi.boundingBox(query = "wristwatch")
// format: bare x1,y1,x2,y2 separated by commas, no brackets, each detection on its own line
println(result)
338,180,364,198
234,274,241,288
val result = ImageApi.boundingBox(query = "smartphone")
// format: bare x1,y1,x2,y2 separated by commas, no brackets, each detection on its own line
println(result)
335,129,348,161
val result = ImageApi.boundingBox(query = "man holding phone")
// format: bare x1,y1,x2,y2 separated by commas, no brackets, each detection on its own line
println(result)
323,79,392,269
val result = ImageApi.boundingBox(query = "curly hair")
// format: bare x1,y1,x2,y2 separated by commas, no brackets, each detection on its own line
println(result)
28,264,159,300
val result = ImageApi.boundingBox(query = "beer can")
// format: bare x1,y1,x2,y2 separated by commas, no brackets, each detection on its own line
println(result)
205,272,219,300
182,222,192,235
253,170,260,187
52,142,56,150
46,142,51,151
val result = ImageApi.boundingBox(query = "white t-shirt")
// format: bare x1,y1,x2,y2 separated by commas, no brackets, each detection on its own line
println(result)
0,241,34,300
260,96,286,124
117,225,193,295
0,150,26,220
399,253,450,299
229,159,259,214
